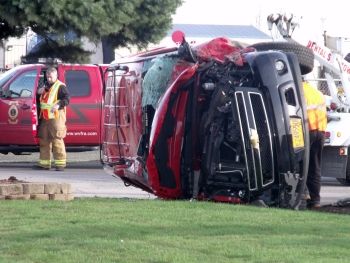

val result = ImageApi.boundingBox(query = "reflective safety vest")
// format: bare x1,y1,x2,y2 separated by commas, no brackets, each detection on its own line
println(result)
40,80,64,120
302,82,327,132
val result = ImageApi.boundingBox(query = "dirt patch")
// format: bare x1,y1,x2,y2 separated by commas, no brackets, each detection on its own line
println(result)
314,198,350,215
316,205,350,215
0,176,27,184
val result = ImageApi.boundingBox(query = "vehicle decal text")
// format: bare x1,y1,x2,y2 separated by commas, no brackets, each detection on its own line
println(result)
66,131,98,136
307,40,350,75
306,40,332,62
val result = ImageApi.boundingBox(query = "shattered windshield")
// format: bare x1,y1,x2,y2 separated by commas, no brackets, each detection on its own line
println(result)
142,56,179,109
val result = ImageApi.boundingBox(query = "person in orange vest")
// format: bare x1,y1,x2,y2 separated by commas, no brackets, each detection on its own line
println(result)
33,67,70,171
303,81,327,209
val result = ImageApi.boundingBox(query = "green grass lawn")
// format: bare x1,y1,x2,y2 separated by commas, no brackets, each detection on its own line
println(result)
0,198,349,263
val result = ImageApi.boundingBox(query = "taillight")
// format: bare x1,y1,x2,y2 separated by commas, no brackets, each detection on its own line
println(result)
330,102,337,111
324,131,330,138
339,147,348,156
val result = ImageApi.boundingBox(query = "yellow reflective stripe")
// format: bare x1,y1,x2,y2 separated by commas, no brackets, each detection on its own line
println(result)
38,159,51,168
39,159,51,165
55,160,66,166
307,104,326,111
47,82,59,119
40,103,53,109
307,105,318,110
47,80,62,105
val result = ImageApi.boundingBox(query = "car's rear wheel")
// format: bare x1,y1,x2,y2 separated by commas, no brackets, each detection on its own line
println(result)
250,41,314,75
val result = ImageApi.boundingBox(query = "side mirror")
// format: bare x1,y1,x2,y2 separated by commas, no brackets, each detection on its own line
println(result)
2,89,12,98
172,30,197,63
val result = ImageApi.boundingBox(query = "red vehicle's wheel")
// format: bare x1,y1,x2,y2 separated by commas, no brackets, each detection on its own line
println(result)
250,41,314,75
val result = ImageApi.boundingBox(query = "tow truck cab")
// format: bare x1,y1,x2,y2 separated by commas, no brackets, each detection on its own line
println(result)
0,63,107,154
102,37,310,209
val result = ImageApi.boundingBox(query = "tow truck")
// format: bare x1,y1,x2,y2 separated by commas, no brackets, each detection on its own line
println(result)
264,13,350,185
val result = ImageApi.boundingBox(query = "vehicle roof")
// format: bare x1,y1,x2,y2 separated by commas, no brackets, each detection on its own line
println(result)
112,47,178,65
10,63,108,70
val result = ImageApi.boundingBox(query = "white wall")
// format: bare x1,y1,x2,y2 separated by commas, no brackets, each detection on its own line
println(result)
2,36,26,70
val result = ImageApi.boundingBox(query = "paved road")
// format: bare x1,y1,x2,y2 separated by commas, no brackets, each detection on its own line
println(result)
0,151,155,199
1,151,350,205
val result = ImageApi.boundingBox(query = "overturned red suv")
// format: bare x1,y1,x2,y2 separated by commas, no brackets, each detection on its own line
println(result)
101,32,314,209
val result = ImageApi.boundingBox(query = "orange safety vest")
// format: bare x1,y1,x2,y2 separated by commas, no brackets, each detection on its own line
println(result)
40,80,65,120
302,82,327,132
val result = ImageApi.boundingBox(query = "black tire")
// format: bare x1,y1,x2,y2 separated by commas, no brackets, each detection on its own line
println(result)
337,178,350,186
338,152,350,186
250,42,314,75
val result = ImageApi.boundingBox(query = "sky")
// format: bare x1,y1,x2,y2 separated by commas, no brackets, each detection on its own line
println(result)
172,0,347,45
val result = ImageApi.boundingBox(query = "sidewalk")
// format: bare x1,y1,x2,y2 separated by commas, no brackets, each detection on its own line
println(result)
1,152,349,204
0,151,155,200
0,166,155,200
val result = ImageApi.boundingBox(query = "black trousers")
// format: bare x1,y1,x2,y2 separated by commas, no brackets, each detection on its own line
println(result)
306,130,325,204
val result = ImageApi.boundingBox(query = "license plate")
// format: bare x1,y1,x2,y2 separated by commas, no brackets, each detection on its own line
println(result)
290,118,304,149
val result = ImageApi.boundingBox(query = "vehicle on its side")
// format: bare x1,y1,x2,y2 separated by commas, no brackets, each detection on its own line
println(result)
0,63,107,155
101,31,314,209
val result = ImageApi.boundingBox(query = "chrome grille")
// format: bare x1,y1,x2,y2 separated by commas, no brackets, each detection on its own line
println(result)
235,92,257,190
235,90,274,191
249,92,274,187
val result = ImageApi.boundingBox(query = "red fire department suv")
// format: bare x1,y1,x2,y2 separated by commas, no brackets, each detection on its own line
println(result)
0,63,107,154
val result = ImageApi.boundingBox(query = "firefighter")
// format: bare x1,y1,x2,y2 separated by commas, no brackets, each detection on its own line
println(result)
303,81,327,209
34,67,70,171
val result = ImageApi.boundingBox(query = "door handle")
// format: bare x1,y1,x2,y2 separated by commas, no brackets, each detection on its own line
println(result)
21,104,30,110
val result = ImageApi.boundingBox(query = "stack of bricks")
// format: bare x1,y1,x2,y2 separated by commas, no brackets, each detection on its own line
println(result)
0,182,74,201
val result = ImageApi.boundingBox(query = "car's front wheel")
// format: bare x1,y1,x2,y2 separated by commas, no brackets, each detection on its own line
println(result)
250,41,314,75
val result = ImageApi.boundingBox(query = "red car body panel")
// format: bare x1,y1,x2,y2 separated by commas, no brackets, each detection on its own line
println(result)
194,37,243,64
146,64,198,198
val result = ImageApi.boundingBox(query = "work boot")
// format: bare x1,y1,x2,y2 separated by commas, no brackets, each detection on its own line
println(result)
32,165,50,170
307,200,321,210
55,166,65,172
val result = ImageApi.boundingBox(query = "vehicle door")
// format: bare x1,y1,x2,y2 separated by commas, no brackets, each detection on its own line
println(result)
0,67,40,145
58,65,103,146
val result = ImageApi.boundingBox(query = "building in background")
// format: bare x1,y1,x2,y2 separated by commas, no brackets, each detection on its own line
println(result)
163,24,271,45
0,29,103,71
0,34,26,71
115,24,271,58
24,31,104,64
